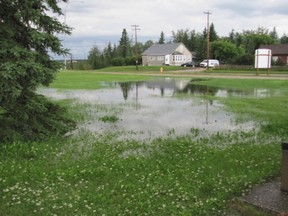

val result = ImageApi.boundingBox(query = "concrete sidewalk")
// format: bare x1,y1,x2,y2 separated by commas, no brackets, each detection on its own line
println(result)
241,178,288,215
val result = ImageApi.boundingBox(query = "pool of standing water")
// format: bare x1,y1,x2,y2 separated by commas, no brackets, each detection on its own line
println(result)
39,78,259,141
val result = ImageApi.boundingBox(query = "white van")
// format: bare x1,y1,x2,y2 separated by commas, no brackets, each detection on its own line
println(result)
200,59,220,68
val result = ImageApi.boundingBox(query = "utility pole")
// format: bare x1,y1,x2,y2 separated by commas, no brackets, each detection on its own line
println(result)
204,11,212,70
131,24,140,70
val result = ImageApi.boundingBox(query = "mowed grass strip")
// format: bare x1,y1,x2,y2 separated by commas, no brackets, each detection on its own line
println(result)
49,70,152,89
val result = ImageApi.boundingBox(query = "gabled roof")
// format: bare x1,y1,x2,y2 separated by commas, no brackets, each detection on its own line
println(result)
259,44,288,55
142,43,184,56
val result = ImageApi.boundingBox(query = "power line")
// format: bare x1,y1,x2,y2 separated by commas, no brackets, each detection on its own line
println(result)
131,24,140,70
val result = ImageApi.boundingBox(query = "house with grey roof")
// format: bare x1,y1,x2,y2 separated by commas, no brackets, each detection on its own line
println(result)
259,44,288,65
142,43,192,66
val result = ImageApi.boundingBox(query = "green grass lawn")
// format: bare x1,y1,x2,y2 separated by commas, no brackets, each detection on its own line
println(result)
49,71,153,89
1,72,287,215
96,65,183,72
49,66,194,90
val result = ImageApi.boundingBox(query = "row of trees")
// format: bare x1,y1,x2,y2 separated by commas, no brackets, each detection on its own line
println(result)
86,24,288,69
174,25,286,65
87,29,153,69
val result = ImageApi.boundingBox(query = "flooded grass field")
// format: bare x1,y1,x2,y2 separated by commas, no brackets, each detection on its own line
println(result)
39,78,257,141
2,74,287,215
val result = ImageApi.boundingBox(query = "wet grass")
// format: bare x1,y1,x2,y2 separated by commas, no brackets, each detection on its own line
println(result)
0,130,282,215
1,74,287,215
193,78,288,134
99,115,119,123
192,78,288,90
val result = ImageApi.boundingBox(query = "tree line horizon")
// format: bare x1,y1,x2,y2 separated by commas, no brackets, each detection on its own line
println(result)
83,24,288,70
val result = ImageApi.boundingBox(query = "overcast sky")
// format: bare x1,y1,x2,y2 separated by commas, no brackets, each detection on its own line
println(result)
55,0,288,59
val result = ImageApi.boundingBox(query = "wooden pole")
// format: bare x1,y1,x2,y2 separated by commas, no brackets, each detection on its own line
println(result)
204,11,211,70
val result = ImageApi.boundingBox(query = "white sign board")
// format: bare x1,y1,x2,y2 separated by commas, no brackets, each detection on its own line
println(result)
255,49,272,69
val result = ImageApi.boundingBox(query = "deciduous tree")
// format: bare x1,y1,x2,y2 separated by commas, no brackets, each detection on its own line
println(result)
211,40,244,64
88,46,105,69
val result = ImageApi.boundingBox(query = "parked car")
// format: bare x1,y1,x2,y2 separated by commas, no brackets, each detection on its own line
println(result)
200,59,220,68
181,61,196,67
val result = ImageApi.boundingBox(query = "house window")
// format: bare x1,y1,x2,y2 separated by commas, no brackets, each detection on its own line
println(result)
173,55,184,62
157,56,164,61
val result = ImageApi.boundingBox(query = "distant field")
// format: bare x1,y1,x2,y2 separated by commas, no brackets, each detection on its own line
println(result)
50,71,152,89
96,65,183,72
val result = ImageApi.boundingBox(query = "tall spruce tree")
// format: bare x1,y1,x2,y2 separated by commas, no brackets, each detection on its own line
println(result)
209,23,218,42
0,0,75,141
119,28,130,58
269,27,278,42
158,31,165,44
104,42,113,66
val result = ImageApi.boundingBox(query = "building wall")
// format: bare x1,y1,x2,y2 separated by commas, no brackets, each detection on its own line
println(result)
279,55,288,65
142,56,148,66
273,55,288,65
142,44,192,66
170,54,192,66
142,55,165,66
169,44,192,66
143,54,192,66
175,44,191,56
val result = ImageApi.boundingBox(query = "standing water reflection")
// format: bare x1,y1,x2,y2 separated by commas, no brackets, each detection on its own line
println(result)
39,78,259,141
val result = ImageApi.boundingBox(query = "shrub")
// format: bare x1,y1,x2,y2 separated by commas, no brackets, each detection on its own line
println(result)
233,53,254,65
111,57,125,66
125,56,136,65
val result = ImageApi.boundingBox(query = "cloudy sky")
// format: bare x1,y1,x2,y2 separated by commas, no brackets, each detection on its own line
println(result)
55,0,288,59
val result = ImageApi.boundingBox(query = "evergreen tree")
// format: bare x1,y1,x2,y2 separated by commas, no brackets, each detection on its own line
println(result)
196,29,207,60
269,27,278,42
112,44,118,58
103,42,113,66
119,28,130,58
158,31,165,44
188,30,198,51
228,29,236,43
0,0,75,141
209,23,218,42
280,34,288,44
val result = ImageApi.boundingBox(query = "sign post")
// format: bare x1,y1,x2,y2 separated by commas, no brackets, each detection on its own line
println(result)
254,49,272,75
